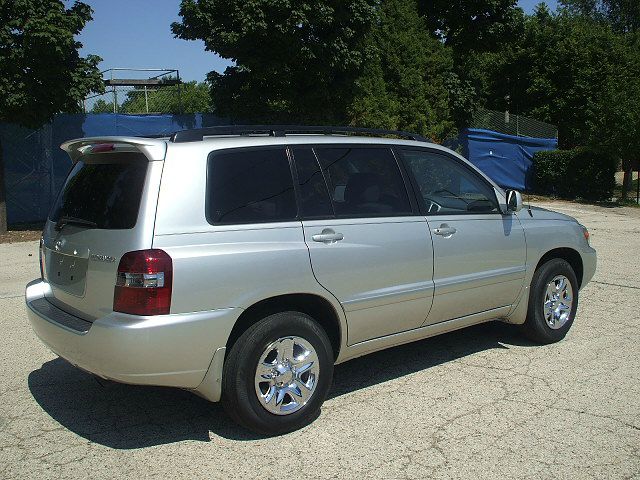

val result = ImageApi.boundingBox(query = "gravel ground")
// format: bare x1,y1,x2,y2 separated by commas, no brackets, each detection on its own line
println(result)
1,201,638,479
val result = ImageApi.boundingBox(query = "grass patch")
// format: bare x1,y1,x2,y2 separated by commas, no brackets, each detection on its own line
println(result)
523,191,639,208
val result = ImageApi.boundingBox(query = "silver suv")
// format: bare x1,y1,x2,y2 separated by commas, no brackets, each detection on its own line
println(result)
26,126,596,435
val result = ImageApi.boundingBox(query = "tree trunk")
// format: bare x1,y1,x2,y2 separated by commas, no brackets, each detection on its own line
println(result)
0,138,7,233
622,167,633,201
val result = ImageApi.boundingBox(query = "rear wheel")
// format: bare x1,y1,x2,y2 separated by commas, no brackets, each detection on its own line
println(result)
522,258,579,344
221,311,334,435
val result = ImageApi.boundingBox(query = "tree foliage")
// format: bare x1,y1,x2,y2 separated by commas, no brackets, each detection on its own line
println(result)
480,4,640,198
171,0,526,136
420,0,524,54
172,0,378,123
486,6,640,151
350,0,454,141
560,0,640,33
418,0,526,129
120,81,212,114
90,99,113,114
595,31,640,196
0,0,103,128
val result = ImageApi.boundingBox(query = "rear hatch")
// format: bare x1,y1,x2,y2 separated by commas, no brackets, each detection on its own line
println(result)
41,138,166,320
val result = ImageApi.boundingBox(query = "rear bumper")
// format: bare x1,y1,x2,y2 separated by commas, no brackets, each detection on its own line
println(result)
25,279,240,390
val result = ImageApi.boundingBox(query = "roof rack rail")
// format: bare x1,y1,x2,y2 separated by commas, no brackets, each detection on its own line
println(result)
170,125,430,143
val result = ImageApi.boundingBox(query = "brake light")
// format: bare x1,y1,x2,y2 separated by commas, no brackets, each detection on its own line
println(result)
113,249,173,315
90,143,115,153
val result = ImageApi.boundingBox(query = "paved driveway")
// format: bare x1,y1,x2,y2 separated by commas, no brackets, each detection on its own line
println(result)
1,201,639,479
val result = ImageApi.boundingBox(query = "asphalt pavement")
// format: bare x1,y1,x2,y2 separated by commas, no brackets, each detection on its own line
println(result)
1,200,638,479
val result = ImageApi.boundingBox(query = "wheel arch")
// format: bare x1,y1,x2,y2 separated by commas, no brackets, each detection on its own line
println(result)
226,293,343,361
505,246,584,326
535,247,584,287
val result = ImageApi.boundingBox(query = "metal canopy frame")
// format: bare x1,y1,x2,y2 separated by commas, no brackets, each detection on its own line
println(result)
84,68,183,114
170,125,430,143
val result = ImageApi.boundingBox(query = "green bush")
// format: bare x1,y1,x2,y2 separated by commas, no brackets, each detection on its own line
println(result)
532,148,617,201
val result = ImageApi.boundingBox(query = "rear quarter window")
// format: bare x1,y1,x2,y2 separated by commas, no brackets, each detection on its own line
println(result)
49,153,148,229
206,148,297,225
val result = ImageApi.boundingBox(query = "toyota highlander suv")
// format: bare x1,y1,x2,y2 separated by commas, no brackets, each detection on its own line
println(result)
25,125,596,435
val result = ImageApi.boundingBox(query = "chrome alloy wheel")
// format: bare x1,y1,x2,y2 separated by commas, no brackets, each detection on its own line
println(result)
543,275,574,329
254,336,320,415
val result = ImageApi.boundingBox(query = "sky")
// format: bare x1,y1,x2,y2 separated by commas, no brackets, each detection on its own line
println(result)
72,0,559,84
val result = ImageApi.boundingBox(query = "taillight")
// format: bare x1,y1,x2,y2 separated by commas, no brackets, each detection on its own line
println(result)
113,249,173,315
579,224,590,245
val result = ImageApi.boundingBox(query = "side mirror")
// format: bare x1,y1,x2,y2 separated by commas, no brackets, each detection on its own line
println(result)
506,190,523,213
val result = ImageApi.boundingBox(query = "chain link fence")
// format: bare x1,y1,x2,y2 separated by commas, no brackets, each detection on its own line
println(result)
470,108,558,139
83,68,186,115
0,122,63,224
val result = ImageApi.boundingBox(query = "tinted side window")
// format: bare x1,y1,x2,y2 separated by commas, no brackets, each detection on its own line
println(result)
207,148,296,224
314,147,411,217
401,149,499,214
292,148,334,218
49,154,147,229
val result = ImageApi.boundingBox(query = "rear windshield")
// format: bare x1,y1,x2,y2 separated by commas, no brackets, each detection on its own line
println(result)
49,154,148,229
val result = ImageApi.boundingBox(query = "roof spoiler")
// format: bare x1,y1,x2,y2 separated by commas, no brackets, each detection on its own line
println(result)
60,136,167,163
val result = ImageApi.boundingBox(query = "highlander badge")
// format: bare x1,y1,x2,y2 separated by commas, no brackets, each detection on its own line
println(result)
90,254,116,263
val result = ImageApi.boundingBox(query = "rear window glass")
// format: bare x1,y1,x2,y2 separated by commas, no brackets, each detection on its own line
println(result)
207,148,297,224
49,154,148,229
314,147,412,217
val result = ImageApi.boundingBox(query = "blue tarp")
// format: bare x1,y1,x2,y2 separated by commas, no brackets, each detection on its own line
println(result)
455,128,557,191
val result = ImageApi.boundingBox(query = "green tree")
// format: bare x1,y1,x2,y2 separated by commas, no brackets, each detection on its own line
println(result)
560,0,640,197
0,0,103,231
90,99,113,113
420,0,524,53
418,0,526,128
172,0,377,123
594,32,640,198
350,0,454,141
119,81,212,114
561,0,640,33
487,6,640,198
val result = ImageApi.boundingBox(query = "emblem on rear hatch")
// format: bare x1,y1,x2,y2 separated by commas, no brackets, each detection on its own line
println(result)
90,254,115,263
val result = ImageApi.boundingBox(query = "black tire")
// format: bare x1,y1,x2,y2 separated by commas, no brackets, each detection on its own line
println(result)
521,258,579,344
221,311,334,435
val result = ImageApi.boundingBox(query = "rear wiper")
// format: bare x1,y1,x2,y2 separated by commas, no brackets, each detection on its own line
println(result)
54,215,97,231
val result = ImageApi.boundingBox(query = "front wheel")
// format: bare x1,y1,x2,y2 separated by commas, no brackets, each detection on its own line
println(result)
221,311,334,435
522,258,579,344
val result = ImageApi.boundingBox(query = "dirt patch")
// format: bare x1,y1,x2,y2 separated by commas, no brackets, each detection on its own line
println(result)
0,229,42,244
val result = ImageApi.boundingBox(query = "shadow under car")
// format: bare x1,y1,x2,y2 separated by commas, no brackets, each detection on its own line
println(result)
28,321,534,447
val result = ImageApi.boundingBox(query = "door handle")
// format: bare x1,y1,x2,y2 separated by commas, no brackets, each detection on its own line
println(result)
312,229,344,243
434,224,457,237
